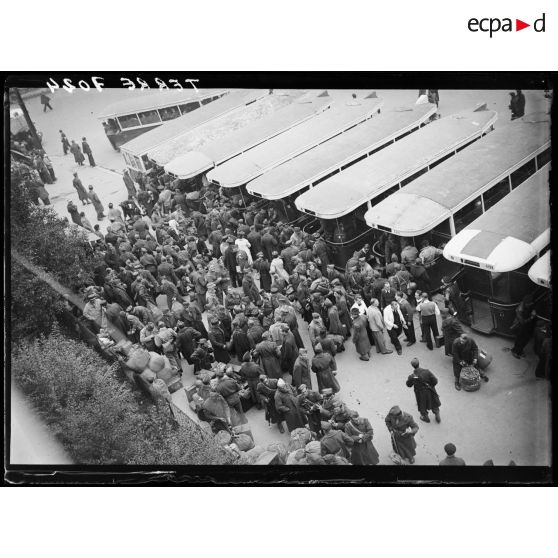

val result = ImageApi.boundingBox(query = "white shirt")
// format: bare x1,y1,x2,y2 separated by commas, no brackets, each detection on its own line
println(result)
383,304,406,330
351,300,368,315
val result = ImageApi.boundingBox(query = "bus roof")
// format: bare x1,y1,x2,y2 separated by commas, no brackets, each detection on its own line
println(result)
295,107,497,218
208,95,384,188
442,166,550,273
119,89,266,156
164,92,334,179
148,90,304,167
364,116,551,235
246,103,437,200
98,88,227,119
528,252,551,288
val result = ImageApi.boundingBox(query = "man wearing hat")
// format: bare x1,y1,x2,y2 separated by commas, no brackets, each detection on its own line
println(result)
441,275,471,326
239,352,263,408
208,317,231,364
72,172,89,205
254,332,282,379
344,410,380,465
320,421,353,459
406,358,441,423
261,227,278,261
385,405,419,464
87,185,106,220
223,237,240,288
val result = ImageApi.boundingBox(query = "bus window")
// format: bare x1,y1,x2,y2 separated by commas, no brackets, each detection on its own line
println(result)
536,147,551,169
138,110,161,126
483,177,510,211
373,184,400,206
462,267,492,299
454,197,483,233
428,151,453,170
400,166,428,187
106,118,120,132
158,106,181,121
142,154,153,171
430,218,452,245
201,97,212,105
118,114,141,129
134,155,143,170
490,271,510,302
128,155,138,169
511,158,536,189
509,259,537,302
179,103,196,115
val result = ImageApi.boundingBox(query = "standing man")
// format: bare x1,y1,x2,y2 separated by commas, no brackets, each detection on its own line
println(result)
123,169,137,199
60,130,71,155
416,293,440,350
511,294,537,359
452,333,489,391
396,291,416,346
379,281,396,312
383,300,406,355
293,348,312,390
87,185,106,220
385,406,419,464
406,358,441,423
366,298,393,355
40,92,53,112
82,137,96,167
509,90,526,120
439,443,466,466
72,172,90,205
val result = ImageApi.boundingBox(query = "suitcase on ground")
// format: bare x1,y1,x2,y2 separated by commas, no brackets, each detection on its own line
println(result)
477,348,493,370
460,365,481,392
435,335,444,348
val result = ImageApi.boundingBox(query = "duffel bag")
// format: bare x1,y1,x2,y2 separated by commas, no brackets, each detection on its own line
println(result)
478,348,493,370
460,365,481,392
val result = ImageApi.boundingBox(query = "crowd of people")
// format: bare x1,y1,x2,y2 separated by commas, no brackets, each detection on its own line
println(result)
11,114,551,465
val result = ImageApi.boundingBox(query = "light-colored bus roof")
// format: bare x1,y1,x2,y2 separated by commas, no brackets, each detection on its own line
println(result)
294,107,497,218
98,88,227,119
148,90,304,167
528,252,551,288
164,93,334,179
443,166,550,273
119,89,266,156
364,116,551,235
247,103,437,200
208,95,384,188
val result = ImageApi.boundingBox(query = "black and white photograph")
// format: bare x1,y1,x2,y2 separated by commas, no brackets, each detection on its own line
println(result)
5,77,553,481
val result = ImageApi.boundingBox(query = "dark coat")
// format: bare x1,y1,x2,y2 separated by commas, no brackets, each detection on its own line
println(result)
385,411,418,460
274,386,307,432
254,340,282,379
406,367,441,415
320,429,353,459
452,337,479,365
344,418,380,465
292,356,312,389
280,331,299,373
208,325,231,363
176,327,201,361
311,352,340,393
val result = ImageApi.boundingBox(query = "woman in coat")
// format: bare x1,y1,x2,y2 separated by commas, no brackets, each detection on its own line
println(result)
351,307,372,361
311,344,340,393
254,333,282,379
274,379,307,433
385,405,419,464
344,410,380,465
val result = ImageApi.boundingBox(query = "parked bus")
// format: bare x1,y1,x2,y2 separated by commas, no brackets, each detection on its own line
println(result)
99,89,228,150
245,101,437,223
119,90,269,176
207,93,384,196
146,90,305,169
163,91,333,191
294,105,497,266
364,114,551,287
528,251,551,322
442,165,550,337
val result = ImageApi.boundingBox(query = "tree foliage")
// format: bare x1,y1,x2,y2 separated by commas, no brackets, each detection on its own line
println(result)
12,330,235,465
10,177,103,342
